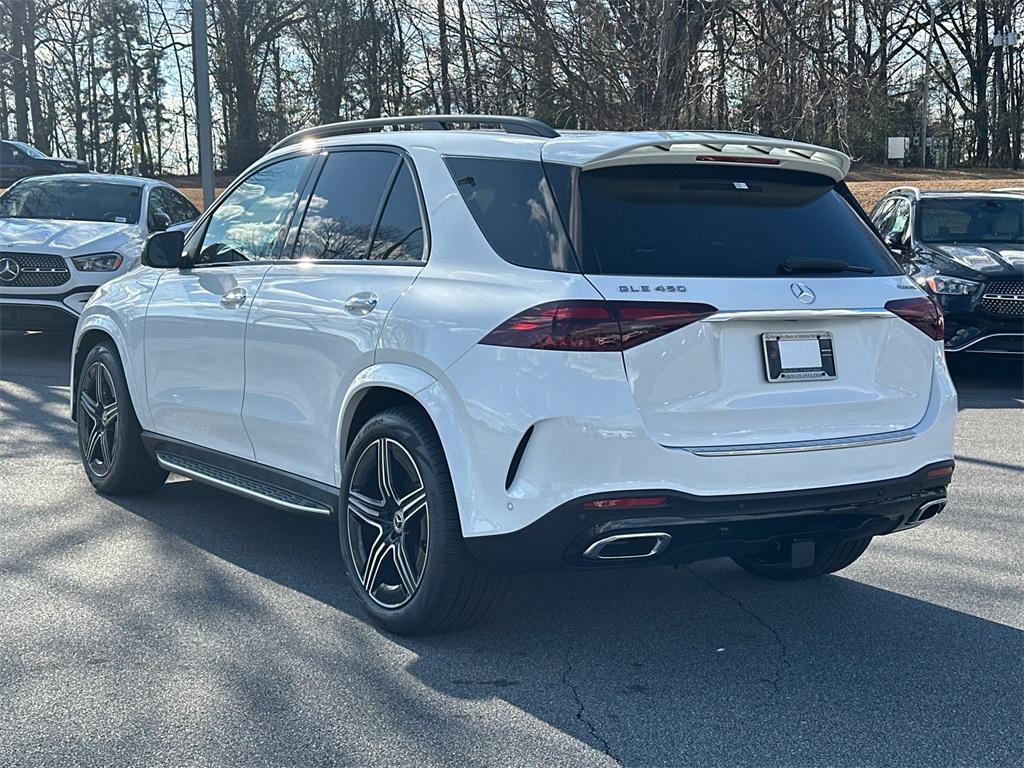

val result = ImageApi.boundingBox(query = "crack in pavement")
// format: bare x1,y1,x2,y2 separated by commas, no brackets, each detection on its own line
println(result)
679,564,791,704
561,643,624,766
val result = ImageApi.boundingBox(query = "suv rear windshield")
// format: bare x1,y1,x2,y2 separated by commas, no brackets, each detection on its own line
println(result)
916,197,1023,244
576,165,899,277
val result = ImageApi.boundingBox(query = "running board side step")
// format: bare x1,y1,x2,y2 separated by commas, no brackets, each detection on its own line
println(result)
156,452,334,517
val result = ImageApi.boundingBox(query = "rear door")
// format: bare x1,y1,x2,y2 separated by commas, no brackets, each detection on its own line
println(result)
144,155,311,458
242,149,426,484
568,163,935,450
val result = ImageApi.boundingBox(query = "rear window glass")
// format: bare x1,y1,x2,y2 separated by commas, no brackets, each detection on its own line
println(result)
369,161,425,262
444,157,575,271
577,165,900,277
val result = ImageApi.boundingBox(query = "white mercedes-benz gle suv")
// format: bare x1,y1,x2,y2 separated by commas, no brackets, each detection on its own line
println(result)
70,116,957,634
0,174,198,331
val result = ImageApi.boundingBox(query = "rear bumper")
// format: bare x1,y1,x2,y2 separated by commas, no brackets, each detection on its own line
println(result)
466,461,954,573
430,342,957,539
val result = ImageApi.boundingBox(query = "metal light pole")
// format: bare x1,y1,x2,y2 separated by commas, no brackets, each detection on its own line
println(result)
920,4,936,167
192,0,215,208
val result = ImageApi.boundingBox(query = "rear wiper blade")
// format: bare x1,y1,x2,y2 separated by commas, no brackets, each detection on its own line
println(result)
779,257,874,275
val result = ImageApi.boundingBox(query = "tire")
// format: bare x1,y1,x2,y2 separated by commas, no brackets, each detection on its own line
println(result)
339,407,507,635
732,536,873,581
76,342,167,495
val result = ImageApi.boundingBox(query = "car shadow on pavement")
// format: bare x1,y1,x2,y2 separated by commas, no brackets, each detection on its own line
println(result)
948,354,1023,410
112,478,1023,768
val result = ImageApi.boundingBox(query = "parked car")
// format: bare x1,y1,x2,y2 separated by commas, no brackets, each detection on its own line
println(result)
70,116,956,634
0,174,199,331
870,187,1023,354
0,139,89,184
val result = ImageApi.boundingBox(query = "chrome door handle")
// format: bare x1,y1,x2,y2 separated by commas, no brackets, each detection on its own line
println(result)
220,287,247,308
344,294,378,315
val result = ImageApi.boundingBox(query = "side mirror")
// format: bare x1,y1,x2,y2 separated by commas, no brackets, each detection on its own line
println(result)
151,211,171,232
883,231,907,251
142,230,186,269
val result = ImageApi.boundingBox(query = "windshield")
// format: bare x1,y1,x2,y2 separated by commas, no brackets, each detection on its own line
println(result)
575,165,900,277
0,179,141,224
917,198,1023,244
11,141,47,159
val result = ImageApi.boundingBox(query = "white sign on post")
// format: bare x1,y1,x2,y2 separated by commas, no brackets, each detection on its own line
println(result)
887,137,909,161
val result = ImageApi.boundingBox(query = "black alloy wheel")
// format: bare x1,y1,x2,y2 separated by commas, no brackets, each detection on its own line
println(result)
78,360,119,478
346,437,430,609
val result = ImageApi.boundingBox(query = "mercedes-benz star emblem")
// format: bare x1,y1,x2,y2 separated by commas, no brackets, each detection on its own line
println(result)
790,282,815,304
0,257,21,283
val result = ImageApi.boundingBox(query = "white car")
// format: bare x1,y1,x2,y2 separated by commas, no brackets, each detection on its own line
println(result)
70,116,957,634
0,174,198,331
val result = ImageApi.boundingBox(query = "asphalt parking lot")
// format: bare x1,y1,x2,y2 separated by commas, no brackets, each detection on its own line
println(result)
0,330,1020,768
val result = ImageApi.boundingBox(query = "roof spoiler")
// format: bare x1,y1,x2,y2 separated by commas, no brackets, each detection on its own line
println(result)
543,132,851,181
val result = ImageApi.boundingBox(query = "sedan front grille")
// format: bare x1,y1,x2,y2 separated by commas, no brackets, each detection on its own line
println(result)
0,252,71,288
981,280,1024,317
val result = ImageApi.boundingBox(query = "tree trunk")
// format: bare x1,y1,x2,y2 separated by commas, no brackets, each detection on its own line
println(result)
436,0,452,112
456,0,473,112
24,0,49,151
10,0,29,142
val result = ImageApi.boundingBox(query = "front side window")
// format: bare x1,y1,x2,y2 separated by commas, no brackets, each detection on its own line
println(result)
11,140,46,159
196,156,309,264
889,200,911,238
444,157,575,271
369,161,425,262
0,179,142,223
916,198,1023,244
576,165,901,277
292,151,398,261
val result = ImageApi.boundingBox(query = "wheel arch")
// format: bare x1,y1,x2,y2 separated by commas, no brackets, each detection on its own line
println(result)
70,314,144,424
336,365,475,533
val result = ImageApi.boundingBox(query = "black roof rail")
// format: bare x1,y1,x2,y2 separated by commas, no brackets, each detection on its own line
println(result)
271,114,559,152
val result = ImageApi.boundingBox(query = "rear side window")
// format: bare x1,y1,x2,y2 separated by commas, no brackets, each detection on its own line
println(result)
577,165,900,277
369,161,425,262
292,151,398,261
445,157,575,271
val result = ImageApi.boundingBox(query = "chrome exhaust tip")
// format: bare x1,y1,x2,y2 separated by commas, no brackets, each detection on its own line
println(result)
907,498,947,526
583,532,672,561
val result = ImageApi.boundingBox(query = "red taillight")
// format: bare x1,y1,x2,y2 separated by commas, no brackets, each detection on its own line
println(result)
582,497,667,509
480,301,718,351
885,297,945,341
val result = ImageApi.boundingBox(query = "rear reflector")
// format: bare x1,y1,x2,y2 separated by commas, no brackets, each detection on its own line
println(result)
885,297,945,341
582,497,667,509
927,465,954,479
480,301,718,351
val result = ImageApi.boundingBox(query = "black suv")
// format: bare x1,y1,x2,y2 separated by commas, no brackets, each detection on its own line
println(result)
871,188,1023,354
0,140,89,185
